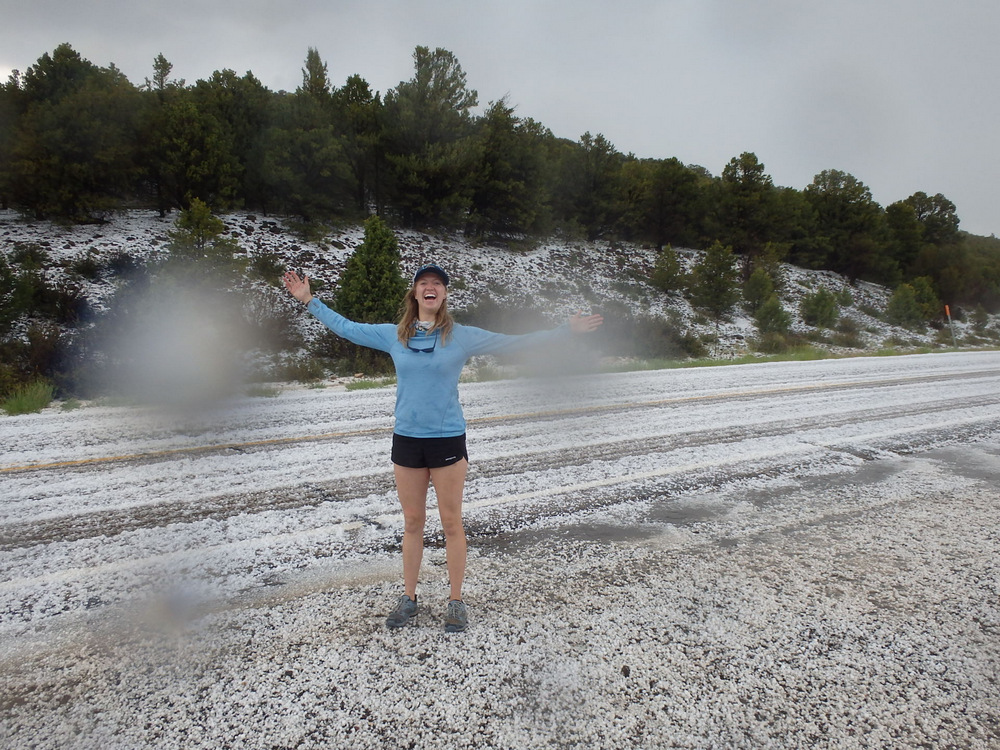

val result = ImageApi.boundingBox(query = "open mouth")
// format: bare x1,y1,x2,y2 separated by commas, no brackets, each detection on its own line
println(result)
423,292,438,300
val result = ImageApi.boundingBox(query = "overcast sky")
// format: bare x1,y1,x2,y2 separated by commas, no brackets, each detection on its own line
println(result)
2,0,997,236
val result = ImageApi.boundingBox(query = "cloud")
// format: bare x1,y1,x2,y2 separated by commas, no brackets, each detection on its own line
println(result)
1,0,997,235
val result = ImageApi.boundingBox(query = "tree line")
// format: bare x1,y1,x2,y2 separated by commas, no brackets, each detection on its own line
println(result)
1,43,999,313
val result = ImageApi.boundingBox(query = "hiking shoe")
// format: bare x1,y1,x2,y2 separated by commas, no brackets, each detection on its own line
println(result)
385,595,417,629
444,599,468,633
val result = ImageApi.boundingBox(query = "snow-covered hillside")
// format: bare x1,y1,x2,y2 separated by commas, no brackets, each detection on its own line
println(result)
1,209,993,364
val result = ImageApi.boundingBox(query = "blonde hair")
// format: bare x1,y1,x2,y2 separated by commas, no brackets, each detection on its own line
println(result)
396,285,454,345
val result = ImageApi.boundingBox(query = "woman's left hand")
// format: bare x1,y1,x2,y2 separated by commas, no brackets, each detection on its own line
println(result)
569,311,604,334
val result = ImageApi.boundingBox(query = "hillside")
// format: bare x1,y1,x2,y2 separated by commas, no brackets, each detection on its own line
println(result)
1,209,997,389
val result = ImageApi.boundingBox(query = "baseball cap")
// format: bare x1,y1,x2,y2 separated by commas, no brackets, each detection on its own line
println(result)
412,263,449,286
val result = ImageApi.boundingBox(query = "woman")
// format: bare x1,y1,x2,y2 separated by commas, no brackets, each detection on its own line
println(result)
283,263,602,632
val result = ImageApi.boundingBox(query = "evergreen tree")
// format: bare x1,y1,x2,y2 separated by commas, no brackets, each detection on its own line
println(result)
335,215,407,323
334,74,383,214
651,244,685,294
910,276,941,321
715,152,777,264
165,197,242,274
804,169,891,283
754,294,791,334
300,48,332,101
465,98,546,239
7,44,142,220
799,287,839,328
886,283,924,329
690,241,740,320
382,47,478,228
743,267,774,314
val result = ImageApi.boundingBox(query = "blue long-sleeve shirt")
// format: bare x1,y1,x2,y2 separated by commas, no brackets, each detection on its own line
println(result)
307,298,569,438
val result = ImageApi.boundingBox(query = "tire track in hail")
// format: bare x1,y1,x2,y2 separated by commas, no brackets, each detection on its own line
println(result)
3,368,998,475
4,391,999,551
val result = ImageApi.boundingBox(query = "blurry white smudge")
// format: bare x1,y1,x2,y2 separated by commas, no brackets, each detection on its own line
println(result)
104,282,249,410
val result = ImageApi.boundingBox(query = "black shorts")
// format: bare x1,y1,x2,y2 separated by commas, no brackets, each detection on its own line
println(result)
391,433,468,469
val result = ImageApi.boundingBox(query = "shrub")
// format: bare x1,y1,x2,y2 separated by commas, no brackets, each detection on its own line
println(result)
754,294,791,334
743,268,774,314
800,288,839,328
755,332,789,354
689,241,740,320
2,380,54,416
246,249,286,284
651,245,685,294
886,284,925,329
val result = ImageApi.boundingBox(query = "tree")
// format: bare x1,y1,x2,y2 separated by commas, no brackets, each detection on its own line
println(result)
886,283,924,329
804,169,890,283
743,267,774,314
383,46,479,228
145,53,184,93
651,245,685,294
465,99,547,239
549,131,622,239
715,152,778,264
335,215,407,323
300,47,332,101
6,44,142,220
192,69,272,212
885,200,923,277
754,294,791,335
799,288,839,328
905,191,959,247
334,74,384,214
261,79,349,221
689,241,740,320
910,276,941,321
165,197,242,274
644,157,703,247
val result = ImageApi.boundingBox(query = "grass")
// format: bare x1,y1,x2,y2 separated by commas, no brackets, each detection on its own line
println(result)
2,380,55,416
345,377,396,391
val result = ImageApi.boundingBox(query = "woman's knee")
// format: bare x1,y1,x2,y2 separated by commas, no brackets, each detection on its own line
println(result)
439,515,465,539
403,512,426,534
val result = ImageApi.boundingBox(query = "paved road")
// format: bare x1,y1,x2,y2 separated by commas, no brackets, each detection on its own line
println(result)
2,352,999,748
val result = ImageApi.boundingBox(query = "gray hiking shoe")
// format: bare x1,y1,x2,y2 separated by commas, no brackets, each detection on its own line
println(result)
385,595,417,629
444,599,468,633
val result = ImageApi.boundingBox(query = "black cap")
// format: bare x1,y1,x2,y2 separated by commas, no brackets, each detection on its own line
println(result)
412,263,449,286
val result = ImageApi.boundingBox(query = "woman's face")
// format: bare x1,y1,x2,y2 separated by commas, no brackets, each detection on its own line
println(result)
414,273,447,317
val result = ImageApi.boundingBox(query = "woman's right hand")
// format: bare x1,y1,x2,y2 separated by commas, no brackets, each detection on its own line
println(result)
283,271,313,305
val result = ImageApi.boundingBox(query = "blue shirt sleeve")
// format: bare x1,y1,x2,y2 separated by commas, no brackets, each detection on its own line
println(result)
306,298,397,353
457,323,571,357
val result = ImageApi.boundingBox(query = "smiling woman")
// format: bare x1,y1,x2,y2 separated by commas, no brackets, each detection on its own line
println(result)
283,262,602,633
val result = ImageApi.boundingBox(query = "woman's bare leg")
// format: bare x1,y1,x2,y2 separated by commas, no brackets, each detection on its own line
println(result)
430,459,469,601
393,464,430,599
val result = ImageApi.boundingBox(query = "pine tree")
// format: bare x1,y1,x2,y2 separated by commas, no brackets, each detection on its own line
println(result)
886,283,924,330
800,288,839,328
165,197,241,274
743,267,774,313
335,215,407,323
689,241,740,320
651,245,685,294
754,294,791,334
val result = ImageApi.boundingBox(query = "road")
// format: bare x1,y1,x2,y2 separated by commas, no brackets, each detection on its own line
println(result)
3,351,1000,628
2,351,999,748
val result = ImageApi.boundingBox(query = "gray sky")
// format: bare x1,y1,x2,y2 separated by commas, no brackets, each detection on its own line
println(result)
2,0,997,236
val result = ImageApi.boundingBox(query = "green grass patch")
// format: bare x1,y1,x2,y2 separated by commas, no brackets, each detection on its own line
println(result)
2,380,55,416
345,377,396,391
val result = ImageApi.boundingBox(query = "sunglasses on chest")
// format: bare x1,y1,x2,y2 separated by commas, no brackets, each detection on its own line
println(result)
406,331,438,353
